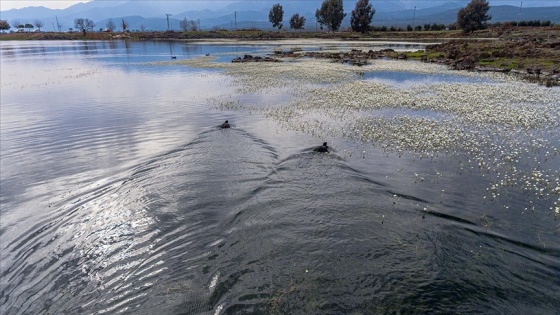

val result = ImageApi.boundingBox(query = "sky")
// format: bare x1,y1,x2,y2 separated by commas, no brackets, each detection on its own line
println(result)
0,1,90,11
1,0,558,11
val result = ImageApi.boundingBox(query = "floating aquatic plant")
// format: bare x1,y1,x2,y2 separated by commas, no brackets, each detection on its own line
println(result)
163,52,560,219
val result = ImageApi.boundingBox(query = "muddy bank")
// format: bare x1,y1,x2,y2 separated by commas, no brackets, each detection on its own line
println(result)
424,26,560,86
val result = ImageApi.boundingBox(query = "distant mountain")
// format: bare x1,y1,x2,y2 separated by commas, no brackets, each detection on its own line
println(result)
0,6,62,20
1,0,559,32
487,4,560,21
372,5,560,27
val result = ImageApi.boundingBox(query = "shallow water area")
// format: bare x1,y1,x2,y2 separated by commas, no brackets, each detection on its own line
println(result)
363,70,494,86
1,40,559,315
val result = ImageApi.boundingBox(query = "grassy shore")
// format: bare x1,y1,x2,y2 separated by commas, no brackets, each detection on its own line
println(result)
2,26,558,81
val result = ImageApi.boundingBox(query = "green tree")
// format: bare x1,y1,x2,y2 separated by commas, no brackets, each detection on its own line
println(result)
316,0,346,32
350,0,375,33
269,3,284,31
289,13,306,31
24,23,33,32
75,18,95,36
457,0,491,33
121,19,128,32
0,20,10,33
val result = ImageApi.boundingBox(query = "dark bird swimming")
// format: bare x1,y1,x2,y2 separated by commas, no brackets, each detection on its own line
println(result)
220,120,231,129
314,142,329,153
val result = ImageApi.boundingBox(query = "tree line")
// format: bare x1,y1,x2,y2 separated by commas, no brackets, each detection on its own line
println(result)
0,19,44,32
268,0,493,33
2,0,548,35
500,20,553,27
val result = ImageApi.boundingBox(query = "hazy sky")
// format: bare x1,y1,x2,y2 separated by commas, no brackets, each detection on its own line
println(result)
0,0,558,11
0,1,90,11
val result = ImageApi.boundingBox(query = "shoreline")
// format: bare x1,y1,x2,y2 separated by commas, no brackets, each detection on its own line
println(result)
2,26,558,86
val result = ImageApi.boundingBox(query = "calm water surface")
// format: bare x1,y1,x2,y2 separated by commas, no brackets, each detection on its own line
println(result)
1,40,559,314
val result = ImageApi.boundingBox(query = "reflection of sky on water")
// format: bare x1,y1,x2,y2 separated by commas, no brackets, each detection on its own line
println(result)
0,48,238,205
0,39,528,204
267,40,435,53
0,40,269,65
2,40,559,315
363,71,493,87
1,40,436,67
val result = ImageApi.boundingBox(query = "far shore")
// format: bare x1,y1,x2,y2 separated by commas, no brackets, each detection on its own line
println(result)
2,26,558,86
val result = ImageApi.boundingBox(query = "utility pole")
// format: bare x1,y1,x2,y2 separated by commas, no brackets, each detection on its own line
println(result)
234,11,237,30
519,1,523,17
166,13,172,31
56,15,61,32
412,6,416,29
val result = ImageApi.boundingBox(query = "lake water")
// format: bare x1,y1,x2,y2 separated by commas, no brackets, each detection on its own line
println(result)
1,40,559,315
